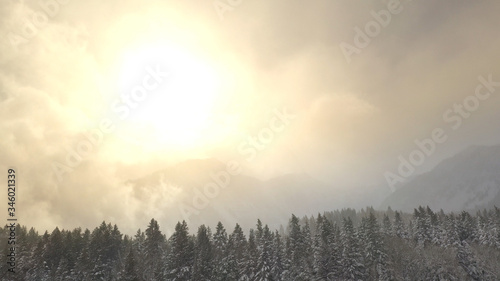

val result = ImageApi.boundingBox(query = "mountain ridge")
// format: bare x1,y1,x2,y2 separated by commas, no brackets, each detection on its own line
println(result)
380,144,500,212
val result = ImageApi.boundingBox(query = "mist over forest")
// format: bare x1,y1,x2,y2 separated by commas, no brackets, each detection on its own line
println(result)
2,0,500,279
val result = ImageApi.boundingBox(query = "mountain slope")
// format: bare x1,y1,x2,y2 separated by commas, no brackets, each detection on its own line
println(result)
126,158,341,230
380,145,500,212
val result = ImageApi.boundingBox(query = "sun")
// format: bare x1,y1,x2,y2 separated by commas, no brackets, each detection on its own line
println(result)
114,42,221,149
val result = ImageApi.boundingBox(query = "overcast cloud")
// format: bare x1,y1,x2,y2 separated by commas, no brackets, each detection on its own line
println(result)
1,0,500,234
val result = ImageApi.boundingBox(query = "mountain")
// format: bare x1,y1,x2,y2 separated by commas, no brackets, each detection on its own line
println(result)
126,158,341,231
380,145,500,212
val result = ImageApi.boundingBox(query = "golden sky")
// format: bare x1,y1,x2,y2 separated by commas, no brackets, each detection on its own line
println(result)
1,0,500,233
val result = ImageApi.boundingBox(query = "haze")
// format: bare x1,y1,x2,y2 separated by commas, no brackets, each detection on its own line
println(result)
1,0,500,234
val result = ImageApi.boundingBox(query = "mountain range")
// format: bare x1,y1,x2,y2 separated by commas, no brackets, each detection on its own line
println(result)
380,144,500,212
127,144,500,231
126,158,342,231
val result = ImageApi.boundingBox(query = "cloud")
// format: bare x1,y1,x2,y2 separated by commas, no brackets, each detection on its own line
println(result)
1,0,500,233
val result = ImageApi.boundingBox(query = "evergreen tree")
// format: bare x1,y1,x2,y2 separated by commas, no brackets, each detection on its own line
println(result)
393,211,407,239
313,214,340,280
340,217,366,281
444,214,460,247
26,231,50,281
144,219,165,280
270,230,285,281
256,219,264,249
165,221,194,280
43,227,63,273
88,221,122,278
227,223,247,280
91,255,109,281
382,214,392,236
255,225,273,281
457,211,475,242
73,229,92,281
456,241,491,280
192,225,213,280
284,214,312,280
362,212,392,280
55,257,71,280
121,247,141,281
240,229,258,280
132,229,146,279
212,222,232,281
413,207,431,247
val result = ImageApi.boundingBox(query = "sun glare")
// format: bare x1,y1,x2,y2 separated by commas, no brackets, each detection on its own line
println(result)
115,43,221,149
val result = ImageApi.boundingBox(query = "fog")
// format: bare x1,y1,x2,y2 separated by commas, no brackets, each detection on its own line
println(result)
1,0,500,234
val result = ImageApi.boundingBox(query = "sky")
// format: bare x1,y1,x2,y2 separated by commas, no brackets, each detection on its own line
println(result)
1,0,500,234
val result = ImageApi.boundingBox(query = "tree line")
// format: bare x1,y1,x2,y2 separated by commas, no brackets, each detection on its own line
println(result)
1,206,499,280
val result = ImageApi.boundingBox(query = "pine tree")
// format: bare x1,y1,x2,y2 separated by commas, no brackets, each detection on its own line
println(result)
66,227,84,275
144,219,165,280
300,221,314,279
226,223,247,280
43,227,63,274
413,207,431,247
495,206,500,249
340,217,366,281
91,255,109,281
256,219,264,248
270,230,284,281
212,222,231,281
88,221,122,278
444,214,460,247
457,211,475,242
393,211,407,239
456,240,491,280
73,229,92,281
313,214,340,280
54,257,71,281
25,231,50,281
255,225,273,281
284,214,313,280
382,214,392,236
165,221,194,280
240,229,258,280
132,229,146,279
192,225,213,280
121,247,141,281
361,212,393,280
15,225,34,280
425,206,440,245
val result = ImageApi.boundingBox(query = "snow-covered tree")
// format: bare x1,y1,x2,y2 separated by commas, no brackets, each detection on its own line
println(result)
313,214,340,279
340,217,366,280
192,225,213,280
165,221,194,280
144,218,165,280
255,225,273,281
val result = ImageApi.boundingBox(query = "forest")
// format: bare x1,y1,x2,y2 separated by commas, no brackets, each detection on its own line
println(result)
1,206,499,280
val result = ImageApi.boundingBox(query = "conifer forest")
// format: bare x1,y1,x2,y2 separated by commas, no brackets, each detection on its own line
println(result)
2,206,500,280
